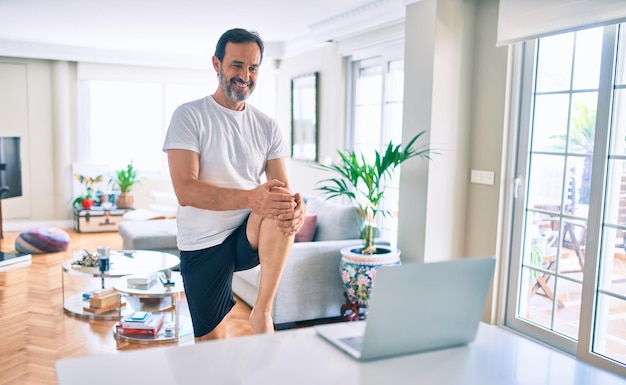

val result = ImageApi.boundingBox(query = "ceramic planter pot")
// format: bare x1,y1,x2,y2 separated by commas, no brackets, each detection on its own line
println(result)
340,245,401,307
116,192,134,208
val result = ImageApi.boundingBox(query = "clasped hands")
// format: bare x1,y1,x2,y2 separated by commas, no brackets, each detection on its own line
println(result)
254,180,305,236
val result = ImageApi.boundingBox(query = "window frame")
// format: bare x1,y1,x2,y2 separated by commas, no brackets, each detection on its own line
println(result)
346,44,404,245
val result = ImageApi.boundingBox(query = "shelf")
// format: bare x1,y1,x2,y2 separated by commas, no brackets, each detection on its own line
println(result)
63,294,130,321
113,314,193,344
112,272,188,344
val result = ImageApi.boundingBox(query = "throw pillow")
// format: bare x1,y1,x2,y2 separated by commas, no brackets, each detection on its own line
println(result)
295,214,317,242
15,227,70,254
306,197,361,241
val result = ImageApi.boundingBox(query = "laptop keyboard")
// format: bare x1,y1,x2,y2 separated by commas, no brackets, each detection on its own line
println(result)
340,336,364,351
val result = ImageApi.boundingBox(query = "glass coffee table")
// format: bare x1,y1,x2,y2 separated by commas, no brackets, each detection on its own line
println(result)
62,250,180,320
112,271,193,344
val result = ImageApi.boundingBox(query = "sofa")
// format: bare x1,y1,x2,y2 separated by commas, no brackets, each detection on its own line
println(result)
118,196,376,328
117,191,179,255
118,219,179,256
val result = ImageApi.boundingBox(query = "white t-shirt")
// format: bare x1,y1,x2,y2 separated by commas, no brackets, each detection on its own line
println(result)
163,96,290,251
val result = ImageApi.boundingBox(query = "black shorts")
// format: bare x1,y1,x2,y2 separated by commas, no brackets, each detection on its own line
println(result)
179,216,260,337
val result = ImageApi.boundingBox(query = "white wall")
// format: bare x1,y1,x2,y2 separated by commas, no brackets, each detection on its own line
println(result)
0,58,58,226
395,0,508,321
466,0,509,323
398,0,477,263
397,0,437,263
465,0,509,259
396,0,508,265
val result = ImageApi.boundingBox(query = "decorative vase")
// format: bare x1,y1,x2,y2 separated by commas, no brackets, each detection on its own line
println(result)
116,192,134,208
340,245,401,308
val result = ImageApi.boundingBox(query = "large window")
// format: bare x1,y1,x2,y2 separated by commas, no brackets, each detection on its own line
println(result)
348,52,404,244
507,23,626,375
84,81,208,174
77,64,276,178
77,64,214,178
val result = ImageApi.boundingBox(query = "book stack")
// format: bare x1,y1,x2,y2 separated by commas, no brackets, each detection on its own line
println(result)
115,311,164,336
127,271,158,289
82,287,125,314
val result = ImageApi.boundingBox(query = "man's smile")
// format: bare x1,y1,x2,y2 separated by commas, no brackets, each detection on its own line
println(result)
232,78,250,88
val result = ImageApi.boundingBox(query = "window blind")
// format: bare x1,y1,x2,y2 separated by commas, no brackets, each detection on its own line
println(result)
497,0,626,46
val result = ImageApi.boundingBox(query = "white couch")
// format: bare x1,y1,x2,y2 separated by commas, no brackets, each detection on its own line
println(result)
118,219,179,256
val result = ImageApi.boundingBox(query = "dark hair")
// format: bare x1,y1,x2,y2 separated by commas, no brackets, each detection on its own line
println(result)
214,28,264,64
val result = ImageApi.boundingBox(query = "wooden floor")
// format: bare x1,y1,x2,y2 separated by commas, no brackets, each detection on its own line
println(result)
0,229,255,385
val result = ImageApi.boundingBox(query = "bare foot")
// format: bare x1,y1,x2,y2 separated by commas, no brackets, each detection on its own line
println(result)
249,308,274,334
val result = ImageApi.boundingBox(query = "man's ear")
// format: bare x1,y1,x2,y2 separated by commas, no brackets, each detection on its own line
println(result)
212,55,221,73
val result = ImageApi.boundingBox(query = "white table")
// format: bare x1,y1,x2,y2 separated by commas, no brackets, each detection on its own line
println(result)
55,323,626,384
62,250,180,320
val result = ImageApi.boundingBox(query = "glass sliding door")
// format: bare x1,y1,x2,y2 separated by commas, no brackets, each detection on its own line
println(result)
507,24,626,375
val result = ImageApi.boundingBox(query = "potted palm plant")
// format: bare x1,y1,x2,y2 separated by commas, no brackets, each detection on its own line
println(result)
316,131,433,307
113,161,139,208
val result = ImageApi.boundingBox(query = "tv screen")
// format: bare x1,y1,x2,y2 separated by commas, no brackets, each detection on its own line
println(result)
0,137,23,200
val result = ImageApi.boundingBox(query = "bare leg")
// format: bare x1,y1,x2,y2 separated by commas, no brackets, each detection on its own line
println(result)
247,214,294,334
193,301,256,341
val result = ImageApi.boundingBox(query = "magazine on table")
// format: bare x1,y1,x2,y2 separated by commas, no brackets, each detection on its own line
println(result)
119,312,164,329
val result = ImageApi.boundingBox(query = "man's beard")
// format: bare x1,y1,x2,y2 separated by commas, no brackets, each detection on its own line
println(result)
220,72,254,103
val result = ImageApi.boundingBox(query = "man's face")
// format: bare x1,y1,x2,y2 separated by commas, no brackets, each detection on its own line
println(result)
217,42,261,104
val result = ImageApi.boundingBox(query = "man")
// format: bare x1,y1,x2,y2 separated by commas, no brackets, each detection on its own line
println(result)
163,28,305,340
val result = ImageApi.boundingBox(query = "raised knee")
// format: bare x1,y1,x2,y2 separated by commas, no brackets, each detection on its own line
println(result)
246,214,293,249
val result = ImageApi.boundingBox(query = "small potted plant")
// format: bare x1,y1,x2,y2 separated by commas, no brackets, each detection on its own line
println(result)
73,174,104,210
316,131,433,306
113,161,139,208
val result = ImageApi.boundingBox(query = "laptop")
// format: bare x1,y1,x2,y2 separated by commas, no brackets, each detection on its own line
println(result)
315,256,496,361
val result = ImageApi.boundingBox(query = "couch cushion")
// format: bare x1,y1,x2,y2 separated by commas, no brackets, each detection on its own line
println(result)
295,214,317,242
305,197,361,241
118,219,177,250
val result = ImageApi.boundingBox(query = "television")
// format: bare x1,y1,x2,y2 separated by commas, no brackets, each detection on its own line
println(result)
0,137,22,200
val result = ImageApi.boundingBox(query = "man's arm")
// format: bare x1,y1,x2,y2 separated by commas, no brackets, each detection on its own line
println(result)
166,149,294,217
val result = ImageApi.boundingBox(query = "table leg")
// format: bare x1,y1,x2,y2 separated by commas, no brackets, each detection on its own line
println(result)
341,292,366,321
174,292,180,342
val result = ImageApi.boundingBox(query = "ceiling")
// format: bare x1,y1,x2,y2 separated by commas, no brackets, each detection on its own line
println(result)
0,0,406,68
